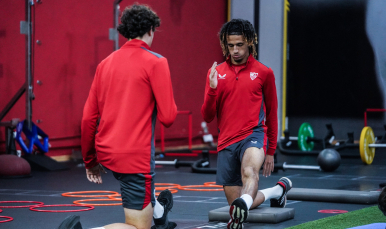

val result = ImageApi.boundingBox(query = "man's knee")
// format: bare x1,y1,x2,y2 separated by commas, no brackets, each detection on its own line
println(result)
242,166,259,180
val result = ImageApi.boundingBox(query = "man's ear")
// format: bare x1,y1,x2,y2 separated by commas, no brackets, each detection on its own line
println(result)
148,28,153,36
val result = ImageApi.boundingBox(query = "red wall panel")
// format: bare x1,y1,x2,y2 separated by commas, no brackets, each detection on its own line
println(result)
0,0,226,157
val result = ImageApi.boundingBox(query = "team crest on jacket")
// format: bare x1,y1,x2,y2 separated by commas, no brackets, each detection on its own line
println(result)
250,72,258,80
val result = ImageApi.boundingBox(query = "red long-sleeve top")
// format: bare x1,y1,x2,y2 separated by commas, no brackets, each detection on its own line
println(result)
81,39,177,173
201,55,278,156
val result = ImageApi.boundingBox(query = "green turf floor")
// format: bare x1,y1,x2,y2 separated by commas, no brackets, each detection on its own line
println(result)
287,206,386,229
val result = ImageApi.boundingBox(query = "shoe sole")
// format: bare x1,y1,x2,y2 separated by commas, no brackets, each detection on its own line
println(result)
228,204,247,229
158,190,173,212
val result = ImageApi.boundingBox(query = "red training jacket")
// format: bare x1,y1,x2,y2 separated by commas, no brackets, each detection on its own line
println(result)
81,39,177,173
201,55,278,156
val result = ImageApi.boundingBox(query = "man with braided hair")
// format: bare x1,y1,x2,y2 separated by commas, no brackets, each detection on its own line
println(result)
57,4,177,229
202,19,292,229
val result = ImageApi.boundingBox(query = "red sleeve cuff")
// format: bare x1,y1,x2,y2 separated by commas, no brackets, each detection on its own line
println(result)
85,160,99,169
266,148,275,156
207,87,217,96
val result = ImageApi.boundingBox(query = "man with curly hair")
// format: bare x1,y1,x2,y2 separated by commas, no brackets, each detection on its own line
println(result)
201,19,292,229
58,4,177,229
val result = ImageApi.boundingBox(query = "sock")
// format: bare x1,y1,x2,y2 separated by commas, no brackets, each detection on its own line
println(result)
240,194,253,210
153,199,164,219
260,185,283,201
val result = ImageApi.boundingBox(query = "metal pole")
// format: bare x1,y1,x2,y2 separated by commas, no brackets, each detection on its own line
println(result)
188,113,192,150
364,111,367,127
283,162,321,171
26,0,34,130
113,0,122,50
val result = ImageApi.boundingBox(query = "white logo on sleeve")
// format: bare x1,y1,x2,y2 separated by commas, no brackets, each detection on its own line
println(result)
250,72,258,80
251,141,257,144
219,74,226,79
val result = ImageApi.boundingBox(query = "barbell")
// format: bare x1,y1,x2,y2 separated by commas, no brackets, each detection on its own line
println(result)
281,122,336,151
155,159,194,168
274,162,321,172
359,126,386,165
274,148,340,172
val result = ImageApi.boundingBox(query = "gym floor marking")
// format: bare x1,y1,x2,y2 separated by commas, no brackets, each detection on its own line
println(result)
351,176,367,180
318,175,335,179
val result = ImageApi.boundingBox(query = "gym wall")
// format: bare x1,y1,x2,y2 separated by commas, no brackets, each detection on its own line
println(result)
286,0,386,138
0,0,226,158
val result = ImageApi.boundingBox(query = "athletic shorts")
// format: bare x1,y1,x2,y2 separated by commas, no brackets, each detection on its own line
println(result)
112,171,155,210
216,127,267,186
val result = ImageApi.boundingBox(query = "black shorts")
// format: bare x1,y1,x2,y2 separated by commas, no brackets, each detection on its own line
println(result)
216,127,267,186
112,171,155,210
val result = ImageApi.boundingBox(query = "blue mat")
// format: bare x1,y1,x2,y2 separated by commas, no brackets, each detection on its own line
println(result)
348,223,386,229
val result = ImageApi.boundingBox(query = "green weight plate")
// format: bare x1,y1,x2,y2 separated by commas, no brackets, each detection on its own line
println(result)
298,122,315,151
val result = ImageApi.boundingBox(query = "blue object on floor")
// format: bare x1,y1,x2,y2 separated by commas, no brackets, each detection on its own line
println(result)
15,120,49,154
348,223,386,229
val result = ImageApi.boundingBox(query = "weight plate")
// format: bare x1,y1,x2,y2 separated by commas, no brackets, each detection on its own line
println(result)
298,122,315,151
359,126,375,165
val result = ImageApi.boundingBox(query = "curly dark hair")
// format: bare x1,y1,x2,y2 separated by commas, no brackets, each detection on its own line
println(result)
379,187,386,216
219,19,258,58
117,4,160,40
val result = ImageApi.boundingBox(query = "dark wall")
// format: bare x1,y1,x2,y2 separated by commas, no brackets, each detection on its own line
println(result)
287,0,382,119
0,0,226,156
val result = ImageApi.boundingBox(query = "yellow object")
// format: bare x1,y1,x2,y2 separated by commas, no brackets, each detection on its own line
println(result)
359,126,375,165
282,0,290,136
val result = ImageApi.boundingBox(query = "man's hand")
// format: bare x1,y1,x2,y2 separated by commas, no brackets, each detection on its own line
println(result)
86,164,107,184
262,155,274,177
209,62,218,89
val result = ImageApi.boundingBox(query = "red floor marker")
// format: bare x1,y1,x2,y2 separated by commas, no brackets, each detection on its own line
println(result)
0,201,44,208
318,209,348,214
29,204,94,212
0,216,13,223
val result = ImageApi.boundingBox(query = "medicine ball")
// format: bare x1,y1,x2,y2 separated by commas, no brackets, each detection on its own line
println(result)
317,149,341,172
0,154,31,178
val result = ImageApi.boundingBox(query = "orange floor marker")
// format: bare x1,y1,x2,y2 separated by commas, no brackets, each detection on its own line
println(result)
203,182,222,187
178,185,223,191
62,191,119,198
73,199,122,206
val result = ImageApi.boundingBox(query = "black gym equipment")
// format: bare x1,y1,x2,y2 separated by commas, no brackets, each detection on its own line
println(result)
317,148,341,172
155,122,218,174
209,206,295,223
278,123,360,157
273,162,321,172
287,188,379,204
156,150,217,174
274,148,341,172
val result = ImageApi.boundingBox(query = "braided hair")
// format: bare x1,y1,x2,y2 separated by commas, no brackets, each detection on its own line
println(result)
219,19,258,58
117,4,160,40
